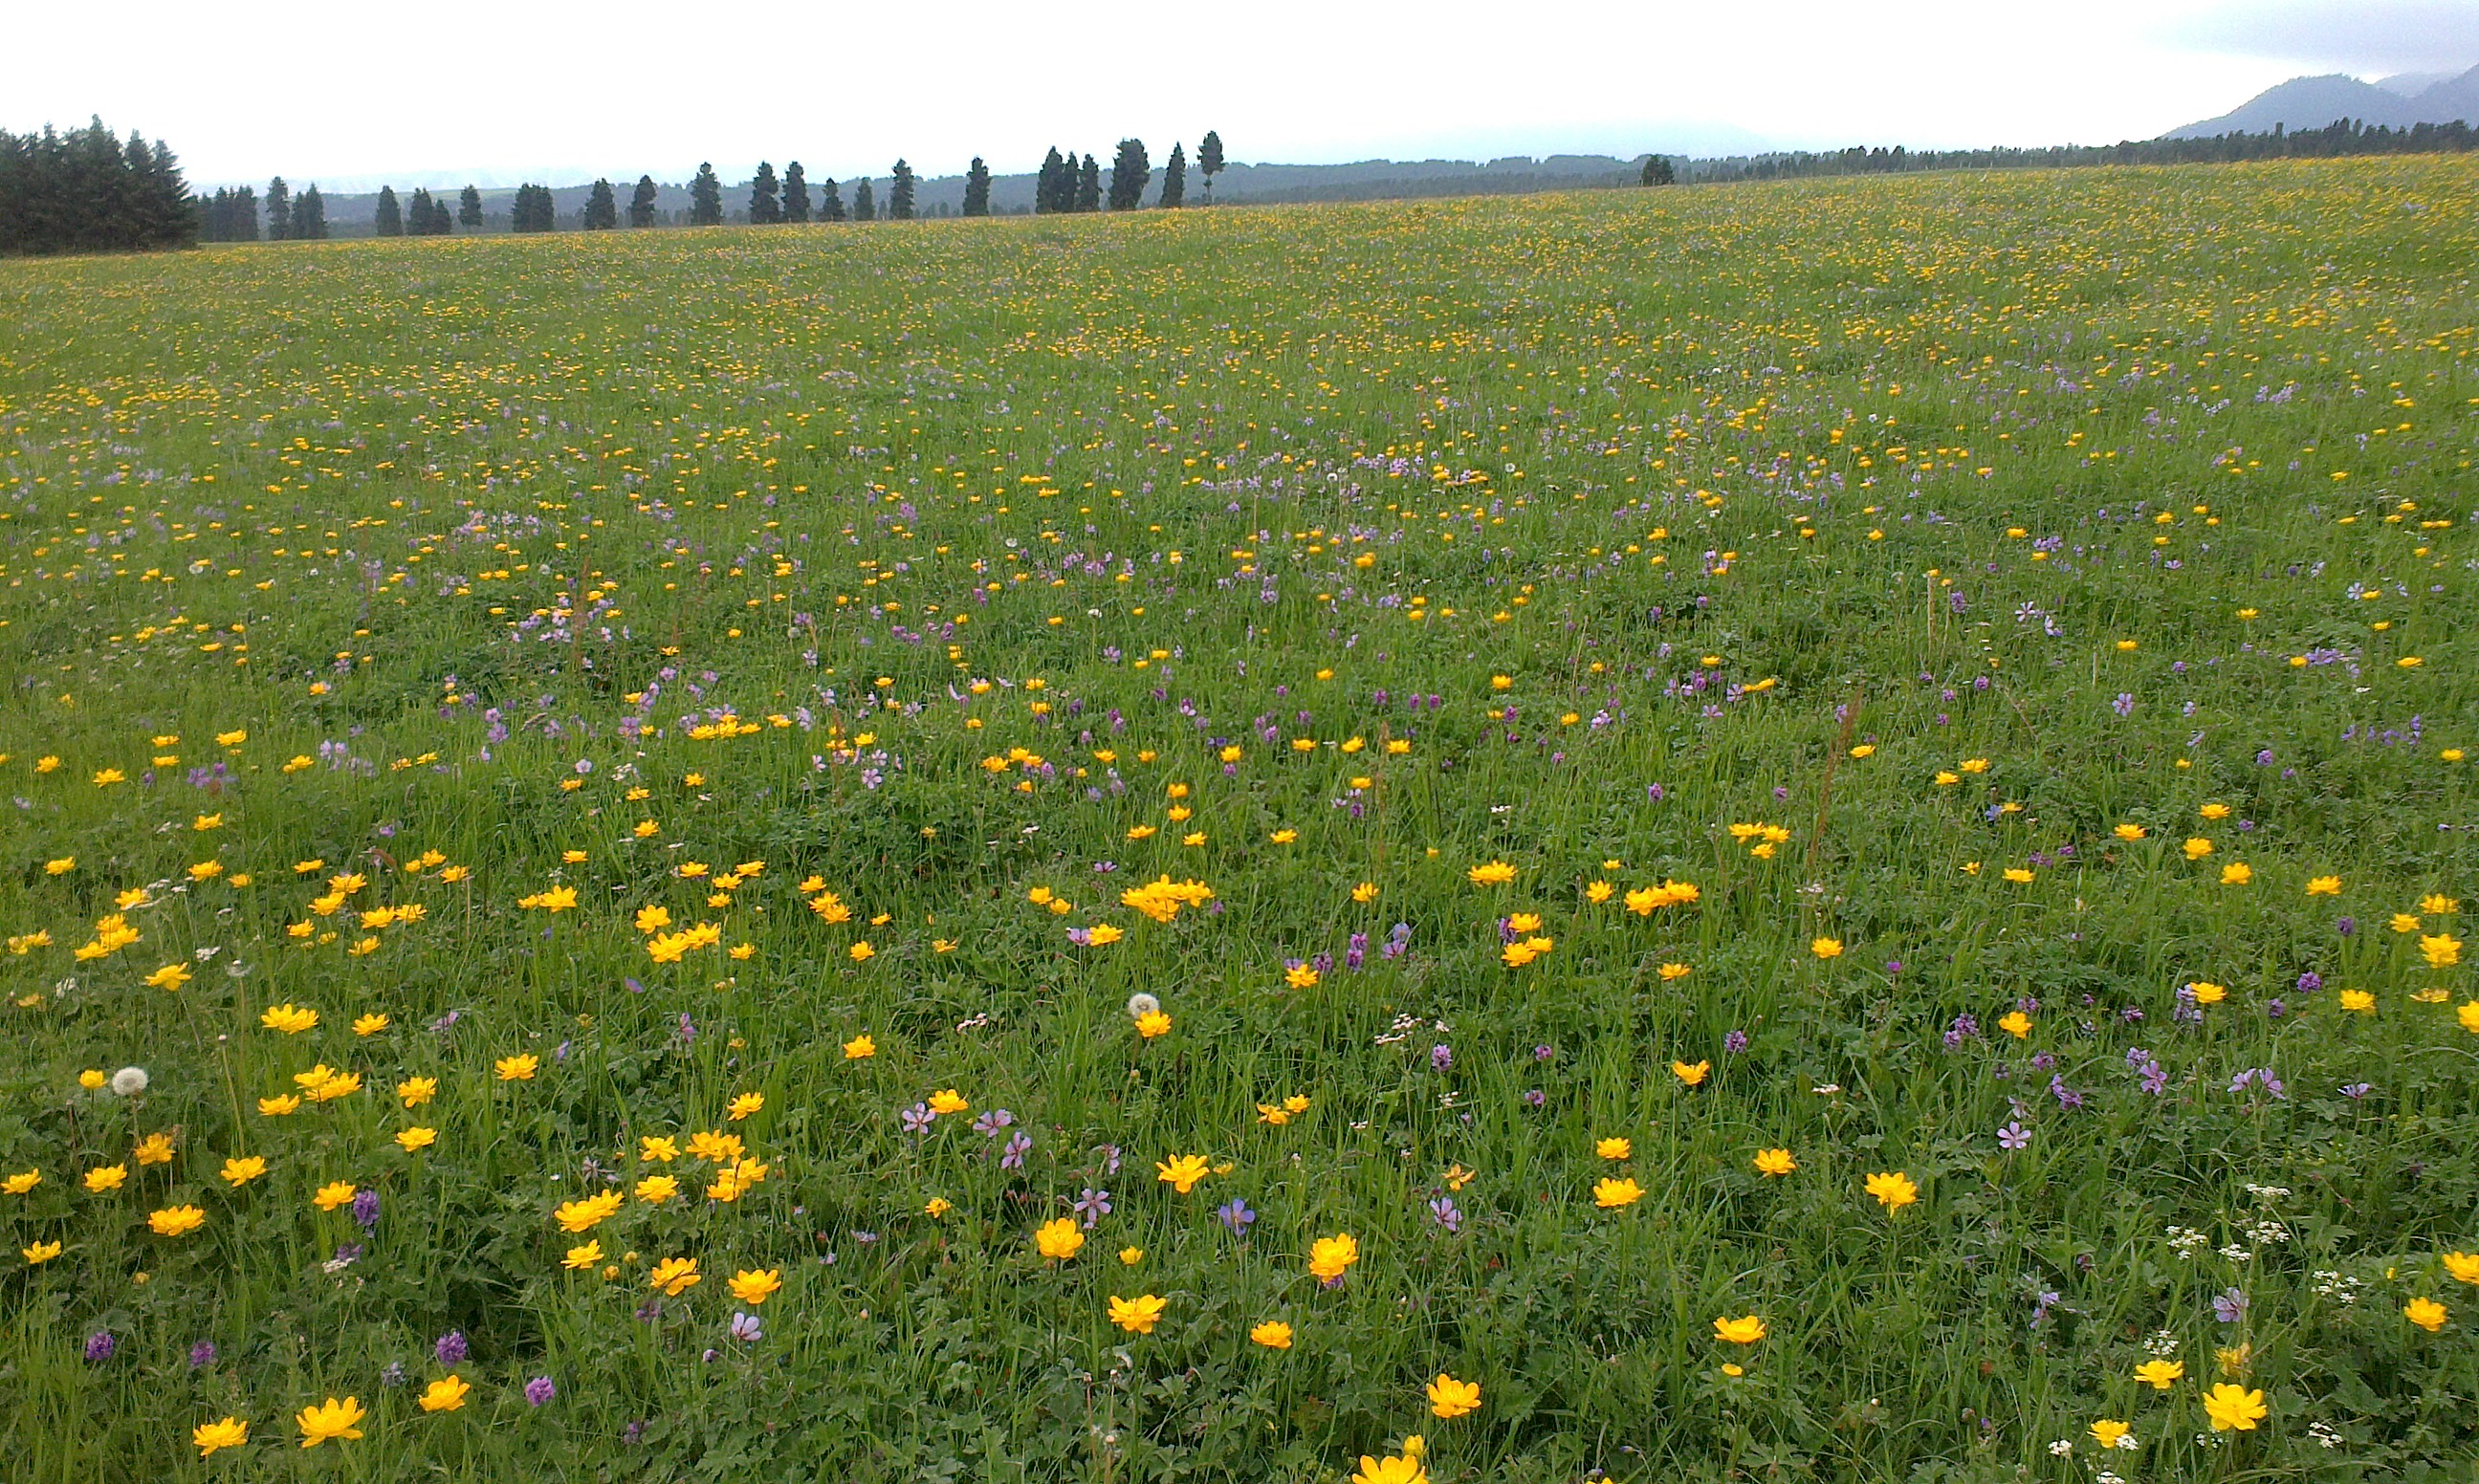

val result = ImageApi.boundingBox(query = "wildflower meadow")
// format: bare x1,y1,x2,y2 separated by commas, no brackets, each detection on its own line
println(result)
0,156,2473,1481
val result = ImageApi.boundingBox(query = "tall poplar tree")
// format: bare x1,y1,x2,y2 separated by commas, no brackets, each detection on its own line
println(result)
1108,139,1150,209
458,185,483,228
962,157,991,216
1197,130,1223,203
1036,146,1066,213
689,163,723,226
1160,142,1187,207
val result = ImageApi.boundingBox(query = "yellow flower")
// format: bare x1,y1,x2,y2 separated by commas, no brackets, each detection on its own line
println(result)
495,1054,538,1081
2133,1358,2184,1389
1996,1010,2032,1038
397,1077,437,1107
296,1395,366,1448
928,1088,969,1115
1108,1292,1167,1334
2405,1297,2449,1332
1307,1233,1361,1281
24,1238,63,1264
2187,981,2227,1006
634,1175,678,1204
1466,861,1517,886
1351,1450,1429,1484
639,1135,679,1163
1753,1147,1796,1177
3,1169,41,1194
2339,989,2376,1013
78,1069,107,1089
193,1416,249,1456
257,1095,301,1117
2203,1384,2267,1432
84,1164,128,1192
924,1196,954,1218
843,1034,877,1058
143,963,191,991
132,1132,175,1166
2090,1419,2132,1450
1593,1177,1644,1209
2423,933,2464,969
1658,961,1693,980
1712,1315,1766,1343
648,1256,701,1296
2457,1001,2479,1036
1086,923,1125,946
1810,936,1843,960
1864,1170,1919,1211
1119,1246,1145,1265
727,1092,764,1121
554,1190,623,1232
2443,1252,2479,1286
1672,1059,1711,1087
147,1205,207,1236
563,1240,603,1271
260,1003,318,1034
1250,1320,1294,1349
2305,875,2341,896
352,1014,389,1037
418,1375,472,1412
218,1154,267,1186
395,1126,437,1153
2183,837,2214,860
1155,1153,1212,1193
1036,1218,1086,1261
1425,1372,1481,1419
311,1181,356,1211
1595,1137,1632,1161
2220,862,2252,885
729,1268,782,1304
1134,1010,1173,1038
2113,823,2146,840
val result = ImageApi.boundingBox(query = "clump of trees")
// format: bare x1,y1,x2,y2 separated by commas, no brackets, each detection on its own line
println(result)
0,117,194,255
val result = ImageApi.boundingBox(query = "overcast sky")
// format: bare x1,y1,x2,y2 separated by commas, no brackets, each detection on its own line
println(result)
7,0,2475,189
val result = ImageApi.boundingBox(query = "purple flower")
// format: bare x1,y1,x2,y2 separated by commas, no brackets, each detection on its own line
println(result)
1215,1199,1257,1235
2213,1288,2249,1323
1997,1121,2030,1150
2049,1074,2085,1109
84,1331,115,1363
381,1361,407,1387
188,1341,218,1368
525,1375,557,1408
730,1312,763,1343
1523,1088,1547,1107
900,1102,933,1134
351,1189,382,1231
436,1330,469,1364
999,1131,1032,1170
1429,1195,1464,1233
1534,1044,1555,1062
2336,916,2357,937
1722,1029,1748,1054
973,1109,1015,1138
2112,692,2136,717
2340,1081,2372,1099
1944,1013,1981,1048
1430,1043,1454,1072
2295,971,2323,994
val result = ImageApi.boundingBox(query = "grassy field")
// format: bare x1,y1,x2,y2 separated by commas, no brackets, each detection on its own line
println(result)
0,156,2474,1482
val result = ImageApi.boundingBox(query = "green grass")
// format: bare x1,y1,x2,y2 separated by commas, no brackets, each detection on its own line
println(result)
0,156,2474,1482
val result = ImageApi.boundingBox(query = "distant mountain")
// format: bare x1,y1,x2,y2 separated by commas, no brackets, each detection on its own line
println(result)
2172,63,2479,138
2376,70,2458,97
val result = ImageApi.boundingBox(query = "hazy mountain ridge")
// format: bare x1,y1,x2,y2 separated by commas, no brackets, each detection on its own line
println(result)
2170,62,2479,138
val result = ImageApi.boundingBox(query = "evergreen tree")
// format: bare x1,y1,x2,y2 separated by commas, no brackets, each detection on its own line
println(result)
1197,130,1223,202
1108,138,1150,209
689,162,723,226
293,184,328,239
1036,146,1066,213
852,177,875,221
749,161,781,223
0,117,198,253
584,178,618,229
458,184,483,228
374,185,404,236
1075,154,1101,212
229,184,258,241
265,176,292,240
430,196,454,233
1639,155,1675,186
817,176,845,222
1160,142,1187,207
406,187,434,235
962,157,991,216
888,159,916,219
628,174,659,228
510,183,558,232
783,162,810,223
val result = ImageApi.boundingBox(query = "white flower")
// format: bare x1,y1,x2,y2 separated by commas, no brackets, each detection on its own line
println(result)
1125,993,1160,1020
2048,1439,2074,1456
110,1066,149,1097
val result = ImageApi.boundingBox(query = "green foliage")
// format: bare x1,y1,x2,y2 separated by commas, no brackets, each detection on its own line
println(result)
889,160,916,221
0,158,2473,1482
782,163,809,225
689,164,723,228
1160,142,1187,208
1108,139,1150,210
458,184,484,229
748,163,780,226
627,175,659,229
375,186,405,237
582,180,618,231
0,118,195,255
962,158,991,218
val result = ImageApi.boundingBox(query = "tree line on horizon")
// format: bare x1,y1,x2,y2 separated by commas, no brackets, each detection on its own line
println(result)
9,112,2479,256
